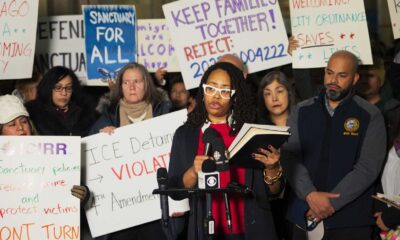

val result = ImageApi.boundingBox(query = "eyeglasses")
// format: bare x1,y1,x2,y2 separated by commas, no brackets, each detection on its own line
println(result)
202,84,235,99
53,85,73,93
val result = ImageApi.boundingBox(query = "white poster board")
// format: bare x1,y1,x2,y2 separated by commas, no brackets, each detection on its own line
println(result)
0,0,39,79
387,0,400,39
163,0,291,90
290,1,372,68
35,15,90,84
82,110,189,237
137,19,180,72
0,136,81,239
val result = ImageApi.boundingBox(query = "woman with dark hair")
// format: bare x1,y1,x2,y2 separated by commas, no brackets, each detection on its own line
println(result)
25,66,97,137
257,70,294,126
168,62,283,240
257,70,295,239
90,62,170,134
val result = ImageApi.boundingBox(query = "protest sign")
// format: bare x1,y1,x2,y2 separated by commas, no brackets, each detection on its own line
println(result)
82,110,189,237
290,0,372,68
387,0,400,39
137,19,180,72
163,0,291,90
0,136,81,240
35,15,90,84
0,0,39,80
82,5,137,86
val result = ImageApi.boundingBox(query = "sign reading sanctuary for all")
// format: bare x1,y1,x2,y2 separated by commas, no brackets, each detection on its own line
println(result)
82,5,137,86
82,110,188,237
0,136,81,240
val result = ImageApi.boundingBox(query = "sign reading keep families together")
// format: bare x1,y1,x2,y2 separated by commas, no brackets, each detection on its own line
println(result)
82,5,137,83
290,0,373,68
0,136,81,240
0,0,39,80
163,0,291,90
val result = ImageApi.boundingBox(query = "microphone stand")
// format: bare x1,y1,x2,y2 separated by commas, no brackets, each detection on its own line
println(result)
153,186,252,240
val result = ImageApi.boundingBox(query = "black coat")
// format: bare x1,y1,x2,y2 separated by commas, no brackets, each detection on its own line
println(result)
25,100,98,137
168,125,279,240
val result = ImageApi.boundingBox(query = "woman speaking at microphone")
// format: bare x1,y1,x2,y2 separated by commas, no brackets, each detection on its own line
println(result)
168,62,283,240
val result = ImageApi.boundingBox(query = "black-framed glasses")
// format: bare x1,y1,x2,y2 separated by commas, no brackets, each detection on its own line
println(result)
53,85,73,93
202,84,235,99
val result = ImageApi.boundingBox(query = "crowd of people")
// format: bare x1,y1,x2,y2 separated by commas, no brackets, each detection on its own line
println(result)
1,35,400,240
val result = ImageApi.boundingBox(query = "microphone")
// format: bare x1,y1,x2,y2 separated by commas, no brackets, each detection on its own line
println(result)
227,181,253,195
198,159,220,189
199,159,219,236
157,168,169,228
210,136,232,232
202,127,220,156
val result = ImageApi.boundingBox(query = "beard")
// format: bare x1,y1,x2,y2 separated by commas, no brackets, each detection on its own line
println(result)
325,83,353,102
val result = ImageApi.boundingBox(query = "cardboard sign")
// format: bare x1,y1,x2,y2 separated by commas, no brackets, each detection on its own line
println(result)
387,0,400,39
83,5,137,85
0,136,81,240
290,0,372,68
35,15,89,83
82,110,189,237
0,0,39,80
163,0,291,90
137,19,180,72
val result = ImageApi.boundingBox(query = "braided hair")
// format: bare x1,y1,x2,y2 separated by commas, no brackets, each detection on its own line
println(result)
186,62,256,135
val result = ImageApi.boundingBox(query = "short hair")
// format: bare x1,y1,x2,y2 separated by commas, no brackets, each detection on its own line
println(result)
329,50,360,73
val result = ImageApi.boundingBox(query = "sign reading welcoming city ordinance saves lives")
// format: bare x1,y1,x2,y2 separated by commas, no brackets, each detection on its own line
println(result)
0,136,81,240
387,0,400,39
290,0,372,68
82,5,137,85
163,0,291,90
0,0,39,80
82,110,189,237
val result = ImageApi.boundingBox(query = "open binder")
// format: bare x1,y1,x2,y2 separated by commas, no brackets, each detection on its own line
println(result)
228,123,290,169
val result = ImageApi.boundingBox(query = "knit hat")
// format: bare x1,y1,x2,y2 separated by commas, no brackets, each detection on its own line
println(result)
0,95,29,124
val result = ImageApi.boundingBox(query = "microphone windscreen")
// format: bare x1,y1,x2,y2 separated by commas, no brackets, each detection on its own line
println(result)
157,167,168,184
202,127,220,144
202,159,217,173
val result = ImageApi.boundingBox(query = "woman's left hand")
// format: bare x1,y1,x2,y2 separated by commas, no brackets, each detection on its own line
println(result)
252,145,280,167
71,185,88,202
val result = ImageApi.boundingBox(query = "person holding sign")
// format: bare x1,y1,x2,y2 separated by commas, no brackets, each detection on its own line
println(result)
25,66,98,137
89,62,170,240
168,62,282,240
90,62,171,135
0,94,88,202
0,95,35,136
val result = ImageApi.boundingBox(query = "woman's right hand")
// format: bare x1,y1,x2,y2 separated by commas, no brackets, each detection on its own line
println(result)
193,155,210,174
183,155,210,188
100,126,116,135
288,36,299,56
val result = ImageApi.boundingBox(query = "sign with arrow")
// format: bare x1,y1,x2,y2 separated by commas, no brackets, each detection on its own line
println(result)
82,109,189,237
289,0,372,68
